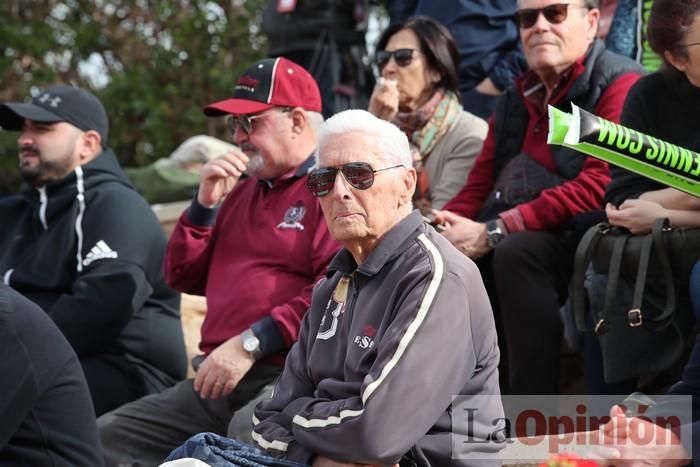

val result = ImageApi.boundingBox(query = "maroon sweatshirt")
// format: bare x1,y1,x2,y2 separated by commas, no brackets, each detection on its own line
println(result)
164,157,340,364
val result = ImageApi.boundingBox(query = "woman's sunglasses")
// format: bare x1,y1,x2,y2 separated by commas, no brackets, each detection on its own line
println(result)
375,48,418,70
306,162,404,197
226,107,292,135
514,3,587,29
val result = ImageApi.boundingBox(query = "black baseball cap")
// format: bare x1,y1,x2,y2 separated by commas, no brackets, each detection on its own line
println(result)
0,84,109,146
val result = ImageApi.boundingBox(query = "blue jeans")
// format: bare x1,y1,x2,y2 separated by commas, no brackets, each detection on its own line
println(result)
165,433,308,467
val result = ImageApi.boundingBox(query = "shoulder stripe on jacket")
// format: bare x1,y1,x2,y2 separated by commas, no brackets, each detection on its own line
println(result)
292,233,445,429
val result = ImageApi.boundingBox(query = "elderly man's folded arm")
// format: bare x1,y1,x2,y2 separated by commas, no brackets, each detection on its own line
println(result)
252,313,317,463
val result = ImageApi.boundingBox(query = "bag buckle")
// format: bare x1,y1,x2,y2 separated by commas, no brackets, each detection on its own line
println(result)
628,309,643,327
594,318,608,335
598,224,612,235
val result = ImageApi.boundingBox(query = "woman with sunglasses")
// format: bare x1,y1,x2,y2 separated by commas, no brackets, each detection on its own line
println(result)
369,16,487,215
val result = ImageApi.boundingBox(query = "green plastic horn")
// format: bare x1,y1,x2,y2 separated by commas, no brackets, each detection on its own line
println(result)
547,103,700,197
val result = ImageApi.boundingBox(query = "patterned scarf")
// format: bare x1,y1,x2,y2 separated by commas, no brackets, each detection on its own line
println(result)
393,90,462,157
393,90,462,212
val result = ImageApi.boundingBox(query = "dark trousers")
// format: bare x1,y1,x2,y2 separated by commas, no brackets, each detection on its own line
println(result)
82,353,147,416
477,230,574,395
98,361,281,467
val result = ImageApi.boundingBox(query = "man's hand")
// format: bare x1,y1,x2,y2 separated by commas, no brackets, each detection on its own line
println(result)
312,455,398,467
434,210,491,259
197,149,250,207
193,334,255,400
606,200,667,235
593,405,690,466
368,78,399,121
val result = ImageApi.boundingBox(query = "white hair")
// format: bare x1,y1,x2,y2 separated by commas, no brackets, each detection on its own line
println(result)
317,109,412,168
304,111,325,132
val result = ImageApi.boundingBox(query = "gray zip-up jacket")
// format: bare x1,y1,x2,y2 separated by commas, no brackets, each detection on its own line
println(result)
253,211,504,466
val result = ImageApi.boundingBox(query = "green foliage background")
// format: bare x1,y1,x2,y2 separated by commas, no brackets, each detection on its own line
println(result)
0,0,268,194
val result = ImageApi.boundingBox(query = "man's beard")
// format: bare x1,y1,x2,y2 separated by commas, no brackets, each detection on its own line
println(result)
246,152,265,176
19,148,75,187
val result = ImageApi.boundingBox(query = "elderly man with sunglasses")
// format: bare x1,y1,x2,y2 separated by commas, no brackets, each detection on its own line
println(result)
241,109,503,467
98,57,340,466
433,0,644,395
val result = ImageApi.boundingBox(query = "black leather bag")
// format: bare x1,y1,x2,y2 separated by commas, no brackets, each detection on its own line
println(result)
572,219,700,383
476,152,567,221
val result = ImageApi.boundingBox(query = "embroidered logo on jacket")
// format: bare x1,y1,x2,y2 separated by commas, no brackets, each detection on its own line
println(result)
277,201,306,230
354,325,376,349
82,240,118,267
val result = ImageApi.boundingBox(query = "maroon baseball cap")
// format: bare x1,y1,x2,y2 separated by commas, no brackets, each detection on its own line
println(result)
204,57,322,116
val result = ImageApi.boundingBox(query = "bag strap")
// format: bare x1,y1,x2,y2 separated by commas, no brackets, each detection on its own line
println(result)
647,218,676,327
625,218,675,329
597,231,628,335
572,223,605,332
628,230,653,328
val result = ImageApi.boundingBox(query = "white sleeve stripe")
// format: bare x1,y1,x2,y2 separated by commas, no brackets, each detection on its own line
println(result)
251,430,288,452
252,413,260,426
361,233,443,404
291,233,444,429
292,408,364,428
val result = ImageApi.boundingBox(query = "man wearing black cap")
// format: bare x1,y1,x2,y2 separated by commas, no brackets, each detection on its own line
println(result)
98,57,339,466
0,85,188,416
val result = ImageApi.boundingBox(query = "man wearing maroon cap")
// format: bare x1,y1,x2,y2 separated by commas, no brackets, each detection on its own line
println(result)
98,57,340,466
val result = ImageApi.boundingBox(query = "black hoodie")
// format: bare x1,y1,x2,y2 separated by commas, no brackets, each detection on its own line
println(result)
0,149,187,394
0,283,103,467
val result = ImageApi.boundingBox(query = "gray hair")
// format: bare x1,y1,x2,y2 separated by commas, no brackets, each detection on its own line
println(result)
317,109,412,168
304,111,324,133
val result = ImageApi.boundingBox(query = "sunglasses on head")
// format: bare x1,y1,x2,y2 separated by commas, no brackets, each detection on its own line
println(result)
306,162,405,197
514,3,587,29
375,48,418,70
226,107,292,135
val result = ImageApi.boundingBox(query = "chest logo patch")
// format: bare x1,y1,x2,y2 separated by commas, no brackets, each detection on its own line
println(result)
277,201,306,230
354,325,376,350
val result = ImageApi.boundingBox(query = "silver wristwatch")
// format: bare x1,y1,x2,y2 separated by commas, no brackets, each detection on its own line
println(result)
486,220,505,248
241,328,262,360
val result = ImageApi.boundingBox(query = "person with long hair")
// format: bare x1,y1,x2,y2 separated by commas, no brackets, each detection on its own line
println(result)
369,16,487,214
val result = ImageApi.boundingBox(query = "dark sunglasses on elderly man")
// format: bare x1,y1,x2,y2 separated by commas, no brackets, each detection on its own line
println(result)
375,48,418,70
306,162,405,197
514,3,588,29
225,107,292,135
